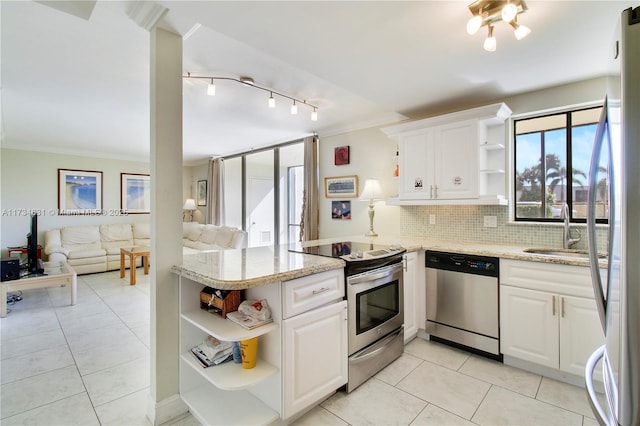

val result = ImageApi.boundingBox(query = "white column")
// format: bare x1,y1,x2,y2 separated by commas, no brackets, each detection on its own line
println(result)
148,27,186,425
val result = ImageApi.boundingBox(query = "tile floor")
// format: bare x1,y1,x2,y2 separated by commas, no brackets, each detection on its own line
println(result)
1,269,600,425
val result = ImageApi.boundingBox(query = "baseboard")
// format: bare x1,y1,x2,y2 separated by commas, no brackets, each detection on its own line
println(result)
147,393,189,426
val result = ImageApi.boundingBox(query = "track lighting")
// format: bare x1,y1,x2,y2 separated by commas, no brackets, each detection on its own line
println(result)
207,78,216,96
466,0,531,51
183,73,319,121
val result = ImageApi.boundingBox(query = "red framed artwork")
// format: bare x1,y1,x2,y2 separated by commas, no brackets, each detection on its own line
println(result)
334,146,350,165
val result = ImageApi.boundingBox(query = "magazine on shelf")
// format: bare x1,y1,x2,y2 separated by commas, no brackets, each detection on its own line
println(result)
190,338,233,368
226,310,273,329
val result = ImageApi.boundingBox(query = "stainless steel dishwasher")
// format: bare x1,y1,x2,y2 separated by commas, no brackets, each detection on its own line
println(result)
425,250,501,359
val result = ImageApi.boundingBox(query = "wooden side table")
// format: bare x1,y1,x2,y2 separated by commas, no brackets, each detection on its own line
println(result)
120,246,150,285
1,261,76,317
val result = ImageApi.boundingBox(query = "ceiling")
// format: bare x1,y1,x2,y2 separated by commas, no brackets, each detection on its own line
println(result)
1,1,636,164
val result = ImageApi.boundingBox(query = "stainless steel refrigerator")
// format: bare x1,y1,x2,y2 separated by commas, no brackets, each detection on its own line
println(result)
585,6,640,426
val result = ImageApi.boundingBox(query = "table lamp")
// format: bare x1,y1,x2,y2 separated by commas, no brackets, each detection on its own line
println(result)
183,198,196,222
359,179,384,237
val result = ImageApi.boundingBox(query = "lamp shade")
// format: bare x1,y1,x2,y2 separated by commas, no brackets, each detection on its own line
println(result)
183,198,197,210
359,179,384,201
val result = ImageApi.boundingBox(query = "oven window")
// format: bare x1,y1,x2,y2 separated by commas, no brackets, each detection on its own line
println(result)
355,279,399,334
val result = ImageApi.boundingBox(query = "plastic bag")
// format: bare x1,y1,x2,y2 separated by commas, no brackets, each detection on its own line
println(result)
238,299,272,321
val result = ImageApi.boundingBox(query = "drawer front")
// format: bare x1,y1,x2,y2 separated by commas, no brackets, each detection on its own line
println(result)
500,259,593,298
283,269,344,319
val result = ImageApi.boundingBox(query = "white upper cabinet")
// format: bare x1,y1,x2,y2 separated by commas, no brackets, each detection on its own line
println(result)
382,103,511,205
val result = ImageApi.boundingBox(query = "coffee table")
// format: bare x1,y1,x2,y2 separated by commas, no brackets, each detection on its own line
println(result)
120,246,150,285
1,261,77,318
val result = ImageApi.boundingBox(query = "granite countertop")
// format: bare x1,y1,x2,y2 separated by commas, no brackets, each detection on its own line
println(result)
171,245,345,290
173,235,603,290
300,235,603,268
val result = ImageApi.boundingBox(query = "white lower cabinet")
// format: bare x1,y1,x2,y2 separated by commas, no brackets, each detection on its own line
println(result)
500,259,604,379
403,251,424,343
178,268,347,425
283,300,347,419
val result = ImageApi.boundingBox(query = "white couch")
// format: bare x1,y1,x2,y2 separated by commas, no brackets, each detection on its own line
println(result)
44,222,247,275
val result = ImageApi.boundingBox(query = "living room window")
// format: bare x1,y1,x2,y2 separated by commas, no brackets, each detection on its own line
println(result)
222,141,304,247
513,105,608,223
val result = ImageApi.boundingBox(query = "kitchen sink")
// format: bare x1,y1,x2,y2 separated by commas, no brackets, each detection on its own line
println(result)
523,248,607,259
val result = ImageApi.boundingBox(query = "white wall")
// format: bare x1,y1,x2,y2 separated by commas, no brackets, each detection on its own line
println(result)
317,76,610,242
0,148,149,254
319,127,401,239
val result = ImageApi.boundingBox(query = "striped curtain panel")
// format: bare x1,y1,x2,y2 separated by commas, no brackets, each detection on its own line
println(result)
300,135,319,241
206,157,225,225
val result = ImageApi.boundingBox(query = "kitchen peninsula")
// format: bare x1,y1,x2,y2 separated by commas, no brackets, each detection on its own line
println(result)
171,246,347,425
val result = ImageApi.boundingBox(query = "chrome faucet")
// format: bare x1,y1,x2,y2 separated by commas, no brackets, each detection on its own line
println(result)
562,203,580,249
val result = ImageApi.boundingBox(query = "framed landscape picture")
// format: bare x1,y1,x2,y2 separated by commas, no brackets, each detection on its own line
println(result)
121,173,151,214
197,180,207,206
325,175,358,198
58,169,103,215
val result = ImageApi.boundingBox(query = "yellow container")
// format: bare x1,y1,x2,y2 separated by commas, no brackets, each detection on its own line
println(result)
240,337,258,369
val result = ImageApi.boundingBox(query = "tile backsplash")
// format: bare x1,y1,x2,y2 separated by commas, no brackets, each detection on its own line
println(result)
399,205,609,253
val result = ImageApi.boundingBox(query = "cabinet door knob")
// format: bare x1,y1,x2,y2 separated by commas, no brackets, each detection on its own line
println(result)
552,295,557,316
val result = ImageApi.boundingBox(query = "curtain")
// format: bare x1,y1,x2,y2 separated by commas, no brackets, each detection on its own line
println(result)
207,157,225,225
300,135,319,241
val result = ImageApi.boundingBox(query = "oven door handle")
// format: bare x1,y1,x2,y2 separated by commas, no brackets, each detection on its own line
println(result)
349,327,403,364
347,263,402,285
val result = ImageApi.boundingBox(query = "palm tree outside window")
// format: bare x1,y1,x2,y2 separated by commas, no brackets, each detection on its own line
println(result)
514,106,608,223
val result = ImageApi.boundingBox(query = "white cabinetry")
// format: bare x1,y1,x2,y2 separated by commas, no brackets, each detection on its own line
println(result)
500,259,604,379
403,251,425,343
383,103,511,205
178,268,347,425
281,270,347,420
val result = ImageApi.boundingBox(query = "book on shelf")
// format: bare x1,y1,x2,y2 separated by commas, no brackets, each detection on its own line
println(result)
226,310,273,329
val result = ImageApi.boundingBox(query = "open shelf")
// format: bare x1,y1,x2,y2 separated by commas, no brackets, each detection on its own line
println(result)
181,352,278,391
181,308,278,342
182,384,280,426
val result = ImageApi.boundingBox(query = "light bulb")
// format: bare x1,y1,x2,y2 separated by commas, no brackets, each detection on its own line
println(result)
501,3,517,22
466,15,482,35
484,26,496,51
311,108,318,121
268,93,275,108
207,79,216,96
513,23,531,40
291,101,298,115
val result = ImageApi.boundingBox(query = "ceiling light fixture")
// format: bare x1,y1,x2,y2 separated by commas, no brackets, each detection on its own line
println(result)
184,73,319,121
466,0,531,51
207,78,216,96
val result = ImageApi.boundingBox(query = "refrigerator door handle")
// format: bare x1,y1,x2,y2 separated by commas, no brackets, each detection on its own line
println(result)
585,345,614,426
587,98,611,332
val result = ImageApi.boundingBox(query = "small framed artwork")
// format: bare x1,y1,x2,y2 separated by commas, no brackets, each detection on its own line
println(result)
334,146,350,165
121,173,151,214
58,169,103,215
197,180,207,206
331,200,351,220
325,175,358,198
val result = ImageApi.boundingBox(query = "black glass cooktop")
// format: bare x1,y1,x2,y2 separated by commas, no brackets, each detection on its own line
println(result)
288,241,400,259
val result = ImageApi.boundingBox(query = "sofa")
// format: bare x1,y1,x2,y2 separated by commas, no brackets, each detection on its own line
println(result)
44,222,247,275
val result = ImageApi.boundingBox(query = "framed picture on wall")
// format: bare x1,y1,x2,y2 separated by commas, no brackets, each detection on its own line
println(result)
325,175,358,198
197,180,207,206
331,200,351,220
58,169,103,215
334,146,350,165
121,173,151,214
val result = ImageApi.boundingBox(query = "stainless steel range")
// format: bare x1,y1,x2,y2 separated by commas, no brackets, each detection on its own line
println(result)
289,241,406,392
